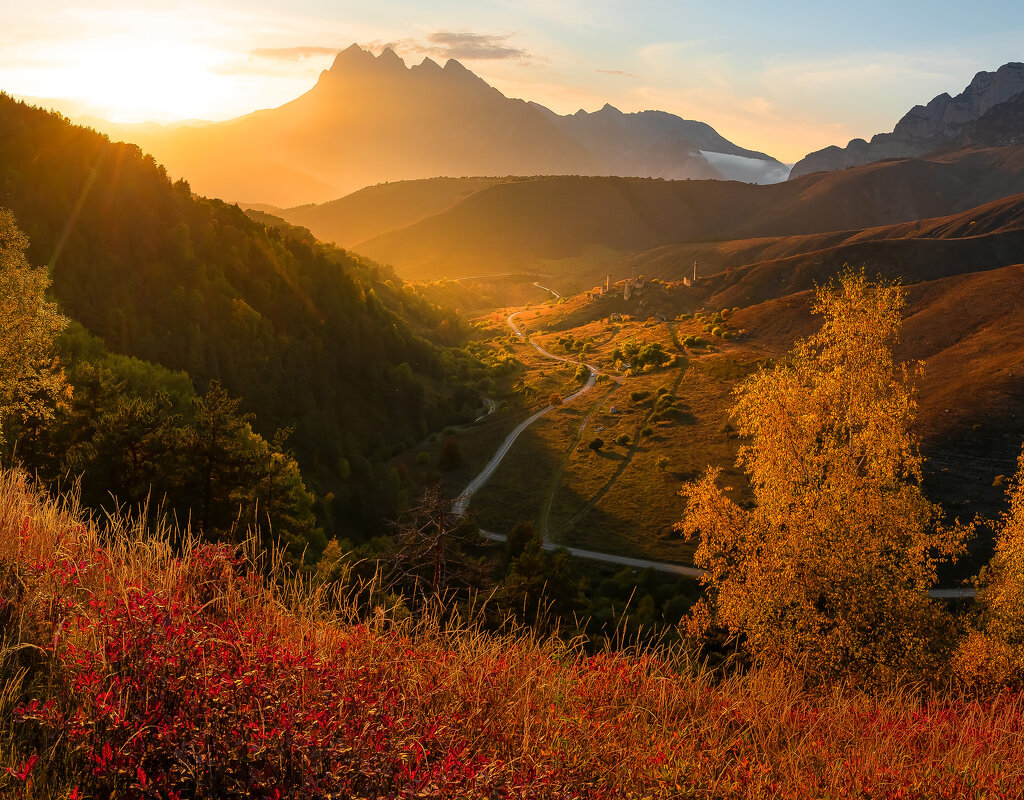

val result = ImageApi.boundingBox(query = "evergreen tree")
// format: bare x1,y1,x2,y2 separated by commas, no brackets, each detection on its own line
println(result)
495,522,586,632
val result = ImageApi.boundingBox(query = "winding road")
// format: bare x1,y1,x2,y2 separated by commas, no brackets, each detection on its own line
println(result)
451,311,596,515
450,304,974,596
453,309,702,578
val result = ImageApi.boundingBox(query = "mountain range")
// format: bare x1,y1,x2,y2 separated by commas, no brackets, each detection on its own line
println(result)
110,45,787,206
791,62,1024,178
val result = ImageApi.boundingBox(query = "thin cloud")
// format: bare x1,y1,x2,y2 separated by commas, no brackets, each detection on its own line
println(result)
250,46,340,61
425,32,527,61
597,69,637,78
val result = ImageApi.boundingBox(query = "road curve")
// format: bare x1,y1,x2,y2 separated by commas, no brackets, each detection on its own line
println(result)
534,281,562,299
478,529,975,593
455,309,973,591
451,312,596,515
478,530,702,577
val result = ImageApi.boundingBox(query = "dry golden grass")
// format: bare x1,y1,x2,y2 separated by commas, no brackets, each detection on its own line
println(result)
2,470,1024,798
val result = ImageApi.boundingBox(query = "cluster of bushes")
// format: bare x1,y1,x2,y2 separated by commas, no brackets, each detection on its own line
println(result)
684,308,741,343
5,472,1024,798
613,340,670,368
648,392,694,425
555,333,595,356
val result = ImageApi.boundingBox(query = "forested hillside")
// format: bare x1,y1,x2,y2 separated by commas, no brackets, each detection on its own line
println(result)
0,94,481,537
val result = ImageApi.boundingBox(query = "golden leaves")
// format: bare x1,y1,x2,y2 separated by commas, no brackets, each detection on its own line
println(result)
679,271,964,685
0,209,69,443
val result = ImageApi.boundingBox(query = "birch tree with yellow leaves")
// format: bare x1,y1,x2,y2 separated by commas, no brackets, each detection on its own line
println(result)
0,209,68,447
678,272,965,684
955,448,1024,689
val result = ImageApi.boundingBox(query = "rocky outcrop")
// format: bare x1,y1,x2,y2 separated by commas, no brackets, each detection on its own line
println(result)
948,92,1024,150
791,62,1024,179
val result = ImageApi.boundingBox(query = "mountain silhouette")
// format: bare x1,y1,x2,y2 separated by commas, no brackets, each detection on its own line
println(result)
115,45,786,206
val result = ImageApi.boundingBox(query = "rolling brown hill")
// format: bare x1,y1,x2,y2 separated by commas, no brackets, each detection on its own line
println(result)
651,191,1024,308
726,262,1024,549
346,146,1024,281
247,177,512,248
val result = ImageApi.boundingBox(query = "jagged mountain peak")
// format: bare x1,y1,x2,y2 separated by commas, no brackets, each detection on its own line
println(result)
330,44,375,70
443,58,471,74
414,56,443,73
792,61,1024,179
125,45,787,205
327,44,409,76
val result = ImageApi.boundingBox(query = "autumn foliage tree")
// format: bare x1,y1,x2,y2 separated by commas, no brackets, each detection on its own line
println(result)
678,272,964,684
956,447,1024,688
0,209,67,445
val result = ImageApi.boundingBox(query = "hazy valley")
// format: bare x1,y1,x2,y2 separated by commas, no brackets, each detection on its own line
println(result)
4,33,1024,797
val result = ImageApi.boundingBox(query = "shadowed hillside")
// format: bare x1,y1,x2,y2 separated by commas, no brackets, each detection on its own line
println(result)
666,192,1024,308
340,147,1024,280
0,94,480,535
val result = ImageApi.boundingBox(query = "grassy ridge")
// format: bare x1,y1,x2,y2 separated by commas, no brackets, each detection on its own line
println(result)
2,470,1023,799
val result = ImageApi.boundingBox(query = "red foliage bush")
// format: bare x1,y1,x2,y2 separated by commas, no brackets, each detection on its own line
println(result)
11,543,523,799
4,478,1024,800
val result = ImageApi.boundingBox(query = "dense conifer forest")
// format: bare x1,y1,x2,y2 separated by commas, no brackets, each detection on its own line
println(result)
0,94,484,550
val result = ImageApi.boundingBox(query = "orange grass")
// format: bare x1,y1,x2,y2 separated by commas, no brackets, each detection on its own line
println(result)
1,469,1023,798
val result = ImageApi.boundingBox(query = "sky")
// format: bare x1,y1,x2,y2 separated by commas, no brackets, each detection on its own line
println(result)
3,0,1023,162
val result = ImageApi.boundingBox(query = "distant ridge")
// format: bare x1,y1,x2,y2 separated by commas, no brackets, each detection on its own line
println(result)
104,45,786,206
791,62,1024,178
315,145,1024,279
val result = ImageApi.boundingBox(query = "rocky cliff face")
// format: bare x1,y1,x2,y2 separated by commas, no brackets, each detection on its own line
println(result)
790,62,1024,179
949,92,1024,150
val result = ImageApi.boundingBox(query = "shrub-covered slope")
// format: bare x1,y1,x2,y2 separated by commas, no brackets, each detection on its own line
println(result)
2,471,1024,799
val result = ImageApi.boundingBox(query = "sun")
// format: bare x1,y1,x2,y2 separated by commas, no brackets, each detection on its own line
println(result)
48,34,229,123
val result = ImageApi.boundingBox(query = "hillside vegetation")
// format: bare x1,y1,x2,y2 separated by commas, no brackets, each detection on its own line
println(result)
3,471,1024,799
0,95,483,539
